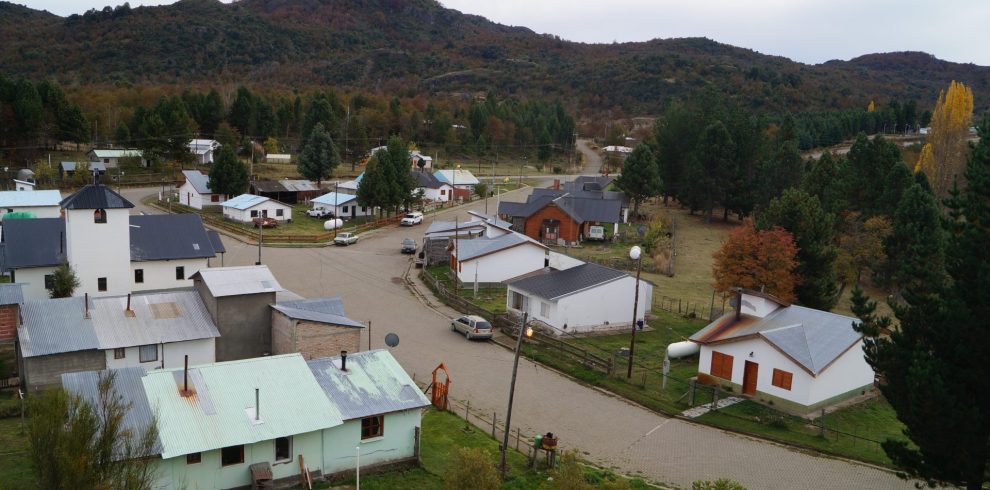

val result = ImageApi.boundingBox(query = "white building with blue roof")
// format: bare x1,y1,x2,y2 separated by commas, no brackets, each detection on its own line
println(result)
310,191,373,219
0,189,62,221
221,193,293,223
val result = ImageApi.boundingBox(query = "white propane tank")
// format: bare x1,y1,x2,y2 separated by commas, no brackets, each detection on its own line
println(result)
666,341,700,359
323,218,344,230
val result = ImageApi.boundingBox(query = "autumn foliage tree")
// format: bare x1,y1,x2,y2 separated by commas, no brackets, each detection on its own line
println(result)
915,80,974,197
834,213,892,294
712,221,799,302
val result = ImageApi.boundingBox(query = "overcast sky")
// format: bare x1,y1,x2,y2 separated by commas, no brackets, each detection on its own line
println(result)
18,0,990,66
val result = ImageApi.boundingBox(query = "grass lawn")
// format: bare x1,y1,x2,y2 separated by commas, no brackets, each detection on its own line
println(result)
0,344,15,378
0,416,34,489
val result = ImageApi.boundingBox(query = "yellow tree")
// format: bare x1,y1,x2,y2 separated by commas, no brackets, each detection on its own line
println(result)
868,100,876,112
915,80,974,196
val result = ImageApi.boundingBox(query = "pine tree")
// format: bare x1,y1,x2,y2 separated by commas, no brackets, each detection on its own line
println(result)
50,263,80,298
208,146,248,198
302,94,337,144
888,183,945,295
802,152,847,215
355,155,388,215
614,143,660,219
296,122,340,189
685,121,736,222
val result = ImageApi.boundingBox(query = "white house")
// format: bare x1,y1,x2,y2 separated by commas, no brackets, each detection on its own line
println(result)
689,289,875,414
337,179,359,195
86,148,149,168
310,192,373,220
13,179,34,191
62,184,135,297
178,170,225,209
451,232,548,284
424,212,512,240
506,262,653,335
435,169,480,189
221,194,293,223
411,170,453,202
0,189,62,220
188,139,221,165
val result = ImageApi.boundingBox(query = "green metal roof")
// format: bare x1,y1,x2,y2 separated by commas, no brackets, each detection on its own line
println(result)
142,353,343,459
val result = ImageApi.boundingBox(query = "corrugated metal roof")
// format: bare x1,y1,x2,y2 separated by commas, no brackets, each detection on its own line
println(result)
181,170,212,194
410,170,445,189
62,367,162,457
0,283,23,305
0,190,62,208
279,179,319,192
424,219,488,236
220,193,271,210
90,149,144,159
207,230,226,254
272,297,364,328
456,233,543,261
130,214,216,261
312,192,357,206
144,353,343,459
508,263,628,301
19,296,99,357
0,217,65,269
434,169,480,185
60,184,134,210
250,180,288,193
190,265,283,297
307,350,431,421
61,161,107,172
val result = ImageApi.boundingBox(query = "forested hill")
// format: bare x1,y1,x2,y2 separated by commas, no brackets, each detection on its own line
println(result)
1,0,988,114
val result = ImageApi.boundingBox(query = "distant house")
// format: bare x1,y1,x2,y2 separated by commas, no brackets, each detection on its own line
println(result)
0,189,62,221
86,148,149,168
178,170,225,209
17,290,220,392
410,151,433,170
451,231,548,284
188,139,221,164
337,179,360,195
310,192,373,220
60,161,107,179
249,179,320,204
191,265,283,361
220,194,293,223
499,193,623,245
13,179,34,191
689,289,875,414
271,297,364,359
411,170,453,202
434,169,480,190
506,262,653,335
265,153,292,163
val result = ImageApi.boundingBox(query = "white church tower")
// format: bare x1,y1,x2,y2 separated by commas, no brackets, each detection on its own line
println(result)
60,184,134,297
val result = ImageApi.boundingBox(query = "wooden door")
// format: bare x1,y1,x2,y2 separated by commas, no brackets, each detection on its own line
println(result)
743,361,759,396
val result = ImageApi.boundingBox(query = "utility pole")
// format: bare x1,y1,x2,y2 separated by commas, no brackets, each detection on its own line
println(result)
256,223,263,265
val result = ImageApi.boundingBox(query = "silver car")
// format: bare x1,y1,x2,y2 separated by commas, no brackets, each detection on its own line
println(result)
450,315,493,340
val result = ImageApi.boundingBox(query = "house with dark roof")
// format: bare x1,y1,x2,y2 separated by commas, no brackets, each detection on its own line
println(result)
178,170,226,209
498,191,624,245
271,297,364,359
688,289,875,414
451,231,548,284
506,262,653,335
410,170,453,202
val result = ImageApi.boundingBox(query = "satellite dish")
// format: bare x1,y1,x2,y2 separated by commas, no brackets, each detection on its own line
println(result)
384,333,400,348
637,225,647,237
729,297,738,307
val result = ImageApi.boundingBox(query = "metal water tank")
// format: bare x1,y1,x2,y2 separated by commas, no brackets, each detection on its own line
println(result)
666,341,700,359
323,218,344,230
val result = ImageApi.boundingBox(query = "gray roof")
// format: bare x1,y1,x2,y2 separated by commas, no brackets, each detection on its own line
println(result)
556,195,622,223
0,283,23,305
0,189,62,208
181,170,212,194
278,179,319,192
689,305,862,376
424,219,487,236
60,184,134,210
307,349,431,420
1,217,65,269
502,191,624,223
19,290,220,357
62,367,162,457
190,265,282,297
250,180,288,193
410,170,446,189
129,214,216,261
456,233,543,261
272,297,364,328
61,161,107,172
207,230,226,254
507,263,629,301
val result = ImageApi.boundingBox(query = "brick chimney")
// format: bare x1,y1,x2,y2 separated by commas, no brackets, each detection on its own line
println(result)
0,303,18,343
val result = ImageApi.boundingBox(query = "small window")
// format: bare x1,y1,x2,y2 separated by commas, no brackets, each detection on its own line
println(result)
342,205,349,213
540,301,550,317
186,452,201,465
139,344,158,363
103,158,110,164
274,436,292,463
44,274,55,290
250,210,259,218
220,445,244,467
772,368,794,391
134,269,144,284
6,208,12,213
361,415,384,439
175,266,185,280
211,194,220,202
97,277,107,292
94,209,107,224
275,209,284,217
113,348,125,360
710,351,734,380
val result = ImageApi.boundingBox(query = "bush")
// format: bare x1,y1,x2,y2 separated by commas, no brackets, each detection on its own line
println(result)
552,165,562,174
0,395,21,418
756,409,789,429
443,447,499,490
692,478,747,490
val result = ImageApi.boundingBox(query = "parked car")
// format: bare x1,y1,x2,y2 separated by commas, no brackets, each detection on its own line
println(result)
450,315,493,340
306,208,334,218
333,232,359,246
401,238,417,254
252,217,278,228
400,211,424,226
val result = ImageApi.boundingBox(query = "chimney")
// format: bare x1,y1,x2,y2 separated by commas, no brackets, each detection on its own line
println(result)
552,179,560,190
340,350,348,371
734,289,743,321
182,355,189,396
84,293,89,319
255,388,260,421
125,293,135,317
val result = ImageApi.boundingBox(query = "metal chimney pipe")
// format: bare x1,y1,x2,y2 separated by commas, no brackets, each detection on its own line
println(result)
340,350,348,371
183,355,188,395
126,293,131,312
84,293,89,318
255,388,260,421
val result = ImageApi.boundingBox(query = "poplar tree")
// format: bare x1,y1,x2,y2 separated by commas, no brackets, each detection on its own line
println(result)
915,80,974,197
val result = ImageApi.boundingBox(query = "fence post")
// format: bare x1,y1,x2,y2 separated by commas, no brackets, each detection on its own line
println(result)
711,384,720,410
688,379,696,406
819,408,826,437
464,401,470,430
516,428,521,452
492,412,497,439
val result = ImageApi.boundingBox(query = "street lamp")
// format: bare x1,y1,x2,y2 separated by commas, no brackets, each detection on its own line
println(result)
626,245,643,379
500,312,534,479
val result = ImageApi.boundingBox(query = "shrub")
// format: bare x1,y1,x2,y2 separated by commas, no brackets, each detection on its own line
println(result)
443,447,499,490
692,478,747,490
756,409,789,429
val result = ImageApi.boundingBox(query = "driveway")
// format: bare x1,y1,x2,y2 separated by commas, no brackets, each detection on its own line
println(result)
577,138,604,174
125,186,914,489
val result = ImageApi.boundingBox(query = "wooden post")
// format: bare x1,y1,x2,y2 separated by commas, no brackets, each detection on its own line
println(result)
688,379,695,406
516,428,521,451
820,408,826,437
492,412,497,438
464,400,471,430
712,383,720,410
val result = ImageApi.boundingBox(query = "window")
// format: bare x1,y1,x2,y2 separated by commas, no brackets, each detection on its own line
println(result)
134,269,144,284
220,445,244,467
274,436,292,463
361,415,384,439
5,208,12,213
113,348,125,360
540,301,550,317
275,209,283,217
342,205,349,213
211,194,220,202
510,291,528,311
44,274,54,290
772,368,794,391
97,277,107,292
250,210,259,218
175,266,185,280
103,158,110,164
186,452,202,465
94,209,107,223
710,351,734,380
139,344,158,363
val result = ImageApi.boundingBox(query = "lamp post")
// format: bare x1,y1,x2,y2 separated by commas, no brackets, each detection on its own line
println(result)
500,312,534,479
626,245,643,379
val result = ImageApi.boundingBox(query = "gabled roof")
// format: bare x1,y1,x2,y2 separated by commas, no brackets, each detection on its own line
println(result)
456,233,546,262
410,170,447,189
498,193,621,223
0,217,65,269
434,169,480,186
129,214,216,261
60,184,134,210
143,354,343,459
307,349,431,421
188,139,220,155
271,297,364,328
312,192,357,206
338,180,360,191
181,170,212,194
0,189,62,208
278,179,319,192
88,148,144,159
207,230,226,254
61,161,107,172
507,262,629,301
220,193,289,210
190,265,282,297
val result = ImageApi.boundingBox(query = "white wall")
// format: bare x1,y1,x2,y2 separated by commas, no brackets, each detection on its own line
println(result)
507,276,652,334
422,185,452,202
548,251,584,271
178,182,208,210
105,338,215,371
739,292,783,318
66,207,132,297
806,339,874,405
455,244,546,283
131,258,209,292
224,201,293,223
0,205,61,220
322,410,421,475
12,266,57,300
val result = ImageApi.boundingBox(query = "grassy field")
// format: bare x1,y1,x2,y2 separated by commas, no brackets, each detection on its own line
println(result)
0,416,33,489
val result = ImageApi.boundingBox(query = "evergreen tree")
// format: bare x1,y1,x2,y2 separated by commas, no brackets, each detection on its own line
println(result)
113,123,130,146
888,183,945,294
296,123,340,189
537,127,552,162
355,155,388,215
200,89,225,136
654,101,701,204
228,86,255,137
208,146,248,198
50,263,80,298
614,143,660,218
302,94,337,144
378,135,414,212
757,188,838,310
802,152,847,215
843,134,902,216
755,139,803,212
875,163,914,219
684,121,736,221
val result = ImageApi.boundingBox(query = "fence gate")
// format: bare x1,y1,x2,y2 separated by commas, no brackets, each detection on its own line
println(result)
430,363,451,410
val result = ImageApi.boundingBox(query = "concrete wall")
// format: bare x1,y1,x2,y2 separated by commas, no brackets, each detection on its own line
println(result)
0,205,61,220
322,410,421,476
455,244,546,283
11,266,56,300
422,185,451,202
806,339,874,406
0,304,16,343
223,202,292,223
66,206,131,297
23,349,106,393
105,338,215,371
271,311,360,360
131,258,209,292
212,292,275,361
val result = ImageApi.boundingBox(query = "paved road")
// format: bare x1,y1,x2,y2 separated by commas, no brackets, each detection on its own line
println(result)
122,187,915,489
576,138,604,174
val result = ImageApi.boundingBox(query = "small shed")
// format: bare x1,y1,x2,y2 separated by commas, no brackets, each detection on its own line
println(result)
265,154,292,164
60,161,107,179
250,180,318,204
